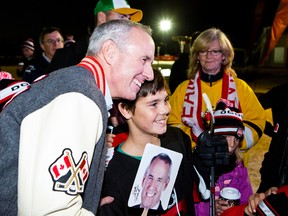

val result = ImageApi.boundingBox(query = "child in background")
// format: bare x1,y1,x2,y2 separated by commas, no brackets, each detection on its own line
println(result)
194,99,253,216
17,39,35,78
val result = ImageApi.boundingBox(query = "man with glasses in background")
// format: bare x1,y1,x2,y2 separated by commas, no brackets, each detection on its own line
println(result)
23,26,64,83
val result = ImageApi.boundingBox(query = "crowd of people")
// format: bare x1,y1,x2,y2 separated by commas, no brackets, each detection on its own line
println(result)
0,0,288,215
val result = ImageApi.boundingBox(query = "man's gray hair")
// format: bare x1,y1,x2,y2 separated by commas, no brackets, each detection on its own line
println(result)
144,152,172,182
87,19,152,56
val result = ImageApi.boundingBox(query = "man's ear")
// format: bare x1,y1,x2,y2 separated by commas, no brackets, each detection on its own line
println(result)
97,12,107,25
163,178,170,190
40,43,45,51
102,40,117,65
118,102,132,120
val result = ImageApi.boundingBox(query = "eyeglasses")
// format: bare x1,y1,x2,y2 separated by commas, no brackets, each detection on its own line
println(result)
198,50,222,56
44,38,64,45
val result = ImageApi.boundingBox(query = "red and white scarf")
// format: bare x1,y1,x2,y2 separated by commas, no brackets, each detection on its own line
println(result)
181,71,240,142
78,56,113,112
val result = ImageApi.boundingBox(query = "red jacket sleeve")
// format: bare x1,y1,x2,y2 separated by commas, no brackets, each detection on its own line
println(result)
220,204,246,216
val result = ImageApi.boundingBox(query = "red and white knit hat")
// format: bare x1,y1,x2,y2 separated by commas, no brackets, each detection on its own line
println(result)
22,39,35,51
213,99,244,139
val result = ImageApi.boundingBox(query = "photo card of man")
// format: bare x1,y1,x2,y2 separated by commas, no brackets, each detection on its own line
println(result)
128,143,183,211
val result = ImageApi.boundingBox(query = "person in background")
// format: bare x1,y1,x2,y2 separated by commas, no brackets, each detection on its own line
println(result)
257,82,288,137
98,69,196,216
16,39,35,78
64,34,76,47
220,185,288,215
46,0,143,73
22,26,64,83
168,31,201,94
167,27,266,165
235,86,288,214
0,19,155,216
256,99,288,193
194,99,253,216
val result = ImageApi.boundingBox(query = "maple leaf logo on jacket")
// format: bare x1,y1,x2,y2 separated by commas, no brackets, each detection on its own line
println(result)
49,148,89,195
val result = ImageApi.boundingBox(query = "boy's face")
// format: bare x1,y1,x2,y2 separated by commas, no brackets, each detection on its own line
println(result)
131,89,171,135
224,135,240,155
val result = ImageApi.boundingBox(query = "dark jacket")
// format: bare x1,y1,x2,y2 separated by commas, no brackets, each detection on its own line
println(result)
22,53,50,83
258,100,288,192
258,82,288,136
168,53,189,94
46,36,89,73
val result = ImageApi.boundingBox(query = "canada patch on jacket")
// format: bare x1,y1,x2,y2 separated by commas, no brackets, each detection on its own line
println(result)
49,148,89,195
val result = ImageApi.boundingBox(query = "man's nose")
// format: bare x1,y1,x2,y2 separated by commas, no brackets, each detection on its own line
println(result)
143,65,154,81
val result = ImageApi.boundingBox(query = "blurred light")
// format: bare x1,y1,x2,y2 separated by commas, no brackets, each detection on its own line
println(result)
159,19,171,32
160,68,171,77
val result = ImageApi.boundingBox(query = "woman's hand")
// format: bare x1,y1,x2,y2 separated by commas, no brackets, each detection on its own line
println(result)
244,186,278,215
264,186,278,196
244,192,265,215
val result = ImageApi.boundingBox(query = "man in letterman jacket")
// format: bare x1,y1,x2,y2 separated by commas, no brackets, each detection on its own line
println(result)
0,20,155,216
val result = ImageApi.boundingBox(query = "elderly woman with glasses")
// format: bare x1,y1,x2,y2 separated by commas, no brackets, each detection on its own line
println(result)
167,27,266,165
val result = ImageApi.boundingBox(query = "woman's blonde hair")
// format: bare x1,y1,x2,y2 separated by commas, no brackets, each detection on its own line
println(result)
235,147,243,163
187,27,237,79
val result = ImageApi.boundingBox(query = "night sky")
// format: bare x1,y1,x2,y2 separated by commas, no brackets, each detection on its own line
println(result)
0,0,278,58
